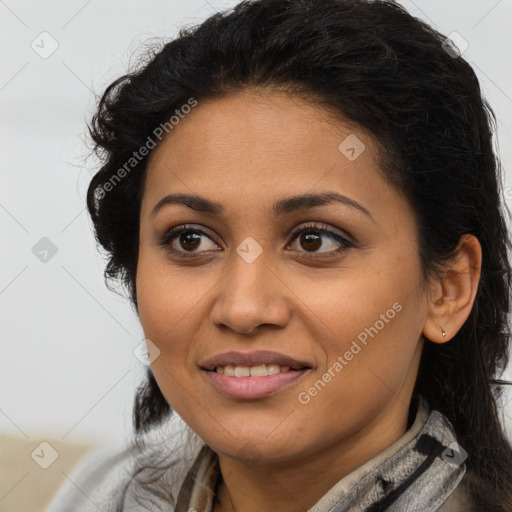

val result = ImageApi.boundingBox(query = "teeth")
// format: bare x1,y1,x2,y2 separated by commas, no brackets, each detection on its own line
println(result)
224,365,236,376
215,364,293,376
234,366,250,377
250,365,267,377
267,364,280,375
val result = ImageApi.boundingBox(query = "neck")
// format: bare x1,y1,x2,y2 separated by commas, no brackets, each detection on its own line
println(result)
213,396,414,512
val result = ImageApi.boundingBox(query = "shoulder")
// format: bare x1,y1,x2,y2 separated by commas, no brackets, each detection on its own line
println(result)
43,441,136,512
43,415,205,512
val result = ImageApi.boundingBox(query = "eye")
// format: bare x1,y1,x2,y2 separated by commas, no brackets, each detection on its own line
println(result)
287,222,353,257
157,224,220,257
157,222,354,258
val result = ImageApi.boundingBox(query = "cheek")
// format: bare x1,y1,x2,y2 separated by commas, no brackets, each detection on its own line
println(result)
136,257,195,366
135,272,194,413
326,313,418,399
135,253,221,414
294,300,422,446
136,245,206,338
308,267,423,400
136,274,214,433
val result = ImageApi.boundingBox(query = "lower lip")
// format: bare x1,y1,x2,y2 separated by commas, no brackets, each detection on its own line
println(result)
201,368,309,400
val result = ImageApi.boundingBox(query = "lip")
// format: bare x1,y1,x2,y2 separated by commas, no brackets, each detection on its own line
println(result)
201,367,311,400
199,350,312,371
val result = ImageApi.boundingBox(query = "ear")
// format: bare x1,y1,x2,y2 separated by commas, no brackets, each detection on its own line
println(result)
422,234,482,343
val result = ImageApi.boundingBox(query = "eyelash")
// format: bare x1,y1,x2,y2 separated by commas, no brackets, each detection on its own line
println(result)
157,222,354,259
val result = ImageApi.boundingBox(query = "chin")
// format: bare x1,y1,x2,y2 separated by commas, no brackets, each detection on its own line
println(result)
199,428,307,464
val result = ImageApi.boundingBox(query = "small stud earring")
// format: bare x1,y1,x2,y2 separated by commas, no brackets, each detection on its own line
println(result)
441,328,446,338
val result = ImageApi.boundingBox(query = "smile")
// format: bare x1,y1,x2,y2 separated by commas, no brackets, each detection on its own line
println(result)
214,364,292,376
202,366,310,400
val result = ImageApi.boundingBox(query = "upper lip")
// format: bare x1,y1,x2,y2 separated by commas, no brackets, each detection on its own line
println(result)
200,350,312,371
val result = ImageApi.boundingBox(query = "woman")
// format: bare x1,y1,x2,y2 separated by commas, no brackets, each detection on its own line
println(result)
45,0,512,510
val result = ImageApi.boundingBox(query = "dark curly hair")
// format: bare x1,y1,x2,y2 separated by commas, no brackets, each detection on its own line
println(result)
86,0,512,509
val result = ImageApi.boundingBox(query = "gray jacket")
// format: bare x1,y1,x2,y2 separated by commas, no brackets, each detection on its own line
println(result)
44,395,476,511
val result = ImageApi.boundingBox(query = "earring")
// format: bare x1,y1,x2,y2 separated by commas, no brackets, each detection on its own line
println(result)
441,328,446,338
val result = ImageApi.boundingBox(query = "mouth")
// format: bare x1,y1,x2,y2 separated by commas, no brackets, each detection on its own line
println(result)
208,363,305,376
199,350,313,400
199,349,311,372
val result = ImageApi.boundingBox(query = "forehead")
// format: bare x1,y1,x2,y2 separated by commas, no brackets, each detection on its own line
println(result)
142,90,398,219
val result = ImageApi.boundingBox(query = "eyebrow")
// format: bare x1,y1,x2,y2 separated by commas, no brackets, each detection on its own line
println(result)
150,192,375,223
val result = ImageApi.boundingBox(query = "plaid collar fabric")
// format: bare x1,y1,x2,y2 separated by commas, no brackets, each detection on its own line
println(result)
165,395,468,512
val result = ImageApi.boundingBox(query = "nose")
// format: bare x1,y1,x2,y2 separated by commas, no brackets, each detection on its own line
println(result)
209,248,291,335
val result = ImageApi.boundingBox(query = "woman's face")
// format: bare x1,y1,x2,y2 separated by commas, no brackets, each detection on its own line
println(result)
136,90,430,464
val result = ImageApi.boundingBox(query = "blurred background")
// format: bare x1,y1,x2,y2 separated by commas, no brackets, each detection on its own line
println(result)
1,0,511,510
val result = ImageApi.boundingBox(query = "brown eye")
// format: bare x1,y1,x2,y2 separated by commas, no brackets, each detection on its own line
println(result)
288,222,353,256
298,232,322,252
179,231,202,252
157,221,353,259
158,225,220,257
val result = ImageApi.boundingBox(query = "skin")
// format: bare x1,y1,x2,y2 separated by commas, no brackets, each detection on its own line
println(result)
136,89,482,512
